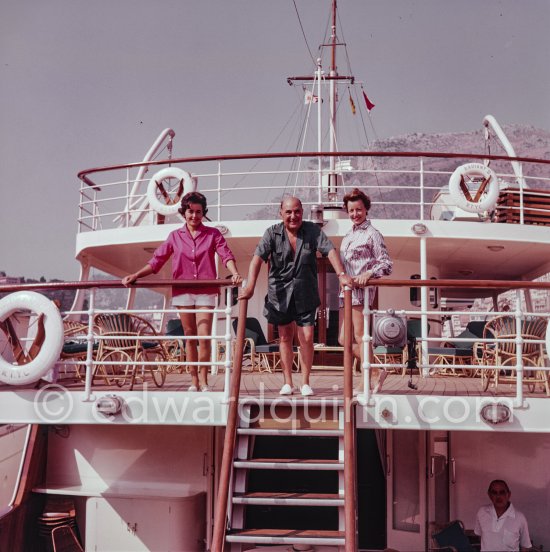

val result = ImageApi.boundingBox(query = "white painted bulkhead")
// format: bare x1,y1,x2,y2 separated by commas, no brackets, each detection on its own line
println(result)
34,424,214,551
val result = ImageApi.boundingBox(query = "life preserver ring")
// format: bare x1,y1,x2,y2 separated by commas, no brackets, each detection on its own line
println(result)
0,292,64,385
147,167,195,216
449,163,499,213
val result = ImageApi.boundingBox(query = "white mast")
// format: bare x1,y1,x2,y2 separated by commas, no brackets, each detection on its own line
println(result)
328,0,338,202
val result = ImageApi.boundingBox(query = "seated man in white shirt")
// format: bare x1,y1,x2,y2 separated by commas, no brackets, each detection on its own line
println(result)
475,479,531,552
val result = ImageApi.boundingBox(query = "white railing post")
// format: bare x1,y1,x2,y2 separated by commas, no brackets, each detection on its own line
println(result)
125,167,131,228
211,298,219,376
362,299,371,403
223,287,232,403
420,157,425,220
514,289,524,406
217,161,222,221
84,288,96,401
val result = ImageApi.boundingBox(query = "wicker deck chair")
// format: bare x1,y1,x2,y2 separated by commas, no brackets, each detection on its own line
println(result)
232,317,299,373
93,313,168,389
478,315,549,395
164,318,187,373
428,321,488,377
59,320,98,381
51,524,84,552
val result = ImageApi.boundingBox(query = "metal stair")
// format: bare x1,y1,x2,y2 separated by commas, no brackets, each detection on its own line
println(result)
225,402,347,550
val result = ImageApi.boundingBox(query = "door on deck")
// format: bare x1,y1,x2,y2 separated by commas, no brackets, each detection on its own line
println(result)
314,258,340,366
386,430,427,550
428,431,450,534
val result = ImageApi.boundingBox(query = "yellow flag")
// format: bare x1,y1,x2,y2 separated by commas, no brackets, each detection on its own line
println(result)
349,94,356,115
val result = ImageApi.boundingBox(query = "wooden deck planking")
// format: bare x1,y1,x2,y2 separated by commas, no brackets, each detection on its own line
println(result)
15,368,546,399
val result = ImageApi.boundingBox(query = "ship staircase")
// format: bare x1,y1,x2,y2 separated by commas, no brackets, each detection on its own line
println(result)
212,294,357,551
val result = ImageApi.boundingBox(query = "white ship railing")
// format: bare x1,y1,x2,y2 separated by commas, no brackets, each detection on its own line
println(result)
76,151,550,232
1,279,550,409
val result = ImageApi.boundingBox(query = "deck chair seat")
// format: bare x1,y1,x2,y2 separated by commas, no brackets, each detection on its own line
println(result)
233,317,299,372
429,326,486,376
428,346,472,357
164,319,186,373
62,341,98,355
142,340,160,349
373,345,404,374
59,321,100,381
256,343,286,354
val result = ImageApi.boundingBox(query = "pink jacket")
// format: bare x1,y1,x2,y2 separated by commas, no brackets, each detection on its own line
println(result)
148,224,235,296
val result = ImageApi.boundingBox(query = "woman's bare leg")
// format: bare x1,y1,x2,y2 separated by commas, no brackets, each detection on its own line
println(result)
195,308,214,387
178,308,199,388
339,306,384,392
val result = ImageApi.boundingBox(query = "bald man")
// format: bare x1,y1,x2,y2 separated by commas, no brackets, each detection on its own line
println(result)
240,197,352,396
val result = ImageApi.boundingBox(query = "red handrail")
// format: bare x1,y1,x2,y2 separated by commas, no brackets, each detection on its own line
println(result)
4,278,550,296
343,288,357,551
211,297,248,552
77,150,550,188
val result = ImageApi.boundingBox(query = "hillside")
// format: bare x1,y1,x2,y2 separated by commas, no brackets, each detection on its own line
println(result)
248,124,550,220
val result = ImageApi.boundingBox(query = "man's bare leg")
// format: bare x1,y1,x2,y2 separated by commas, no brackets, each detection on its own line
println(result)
278,322,296,387
296,324,314,387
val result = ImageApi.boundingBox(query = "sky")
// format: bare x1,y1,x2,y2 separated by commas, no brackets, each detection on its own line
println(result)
1,0,549,281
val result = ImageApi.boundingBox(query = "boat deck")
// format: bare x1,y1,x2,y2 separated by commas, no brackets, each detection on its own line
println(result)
40,369,548,399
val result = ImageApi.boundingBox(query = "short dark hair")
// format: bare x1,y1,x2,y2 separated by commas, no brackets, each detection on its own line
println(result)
179,191,208,216
343,188,371,212
488,479,510,494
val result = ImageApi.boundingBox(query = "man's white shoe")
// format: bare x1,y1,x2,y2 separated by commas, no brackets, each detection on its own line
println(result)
279,383,293,395
300,384,314,397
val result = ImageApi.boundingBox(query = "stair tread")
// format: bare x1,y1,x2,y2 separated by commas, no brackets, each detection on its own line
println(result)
235,492,342,499
238,458,341,464
227,528,345,538
237,428,342,434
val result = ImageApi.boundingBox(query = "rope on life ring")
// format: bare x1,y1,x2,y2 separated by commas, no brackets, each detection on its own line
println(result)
448,162,499,214
146,167,195,216
0,292,64,385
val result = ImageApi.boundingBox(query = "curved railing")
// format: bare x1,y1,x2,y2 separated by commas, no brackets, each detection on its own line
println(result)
75,151,550,232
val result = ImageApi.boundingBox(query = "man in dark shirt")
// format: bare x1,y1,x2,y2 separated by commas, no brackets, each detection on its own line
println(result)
240,197,352,396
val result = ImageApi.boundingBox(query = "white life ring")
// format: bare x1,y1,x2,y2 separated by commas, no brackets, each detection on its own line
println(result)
0,292,64,385
147,167,195,216
448,163,499,213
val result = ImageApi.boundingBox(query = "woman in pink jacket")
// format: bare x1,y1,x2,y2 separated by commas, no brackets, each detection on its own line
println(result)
123,191,242,391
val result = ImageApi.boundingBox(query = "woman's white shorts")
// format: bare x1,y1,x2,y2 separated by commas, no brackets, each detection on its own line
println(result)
172,293,217,307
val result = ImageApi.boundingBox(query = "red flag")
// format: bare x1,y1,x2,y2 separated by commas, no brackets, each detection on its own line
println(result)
349,94,356,115
363,90,375,111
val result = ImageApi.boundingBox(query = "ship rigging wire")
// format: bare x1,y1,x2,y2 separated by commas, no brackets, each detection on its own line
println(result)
292,0,316,67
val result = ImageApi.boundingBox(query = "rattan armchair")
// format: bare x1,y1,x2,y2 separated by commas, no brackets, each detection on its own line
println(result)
477,315,549,395
93,313,168,389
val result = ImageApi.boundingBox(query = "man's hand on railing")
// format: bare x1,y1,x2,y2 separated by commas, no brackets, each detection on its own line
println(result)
338,272,354,289
238,284,254,301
